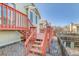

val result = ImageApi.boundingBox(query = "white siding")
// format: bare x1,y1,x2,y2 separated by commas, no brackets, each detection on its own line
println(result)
0,31,22,47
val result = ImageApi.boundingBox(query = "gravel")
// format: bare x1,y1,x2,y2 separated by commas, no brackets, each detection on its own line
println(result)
0,41,26,56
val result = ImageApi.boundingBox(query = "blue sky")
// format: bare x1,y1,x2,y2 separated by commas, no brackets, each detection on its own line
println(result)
35,3,79,27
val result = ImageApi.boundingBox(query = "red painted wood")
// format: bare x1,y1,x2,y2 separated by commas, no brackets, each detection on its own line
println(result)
0,3,33,30
6,6,8,28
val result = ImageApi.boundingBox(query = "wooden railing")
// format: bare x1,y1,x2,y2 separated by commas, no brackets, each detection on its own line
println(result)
58,37,69,56
25,27,36,55
40,26,52,55
0,3,33,30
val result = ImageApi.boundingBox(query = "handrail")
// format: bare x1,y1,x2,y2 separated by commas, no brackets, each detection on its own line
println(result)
41,29,48,47
24,27,36,55
41,27,52,47
25,31,34,46
58,37,69,56
40,26,52,55
0,3,33,30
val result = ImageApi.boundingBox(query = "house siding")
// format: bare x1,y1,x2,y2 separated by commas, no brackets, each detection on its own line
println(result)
0,31,22,47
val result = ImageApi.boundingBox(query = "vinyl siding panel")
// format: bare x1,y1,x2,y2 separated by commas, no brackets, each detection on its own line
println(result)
0,31,22,47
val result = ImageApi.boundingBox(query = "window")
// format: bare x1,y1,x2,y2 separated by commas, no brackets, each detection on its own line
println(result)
30,11,33,22
66,41,71,48
36,15,38,24
77,27,79,32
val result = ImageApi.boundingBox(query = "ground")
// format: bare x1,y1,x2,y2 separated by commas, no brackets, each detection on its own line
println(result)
0,37,62,56
0,41,26,56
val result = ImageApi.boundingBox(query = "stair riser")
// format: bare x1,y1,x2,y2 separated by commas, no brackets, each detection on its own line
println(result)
34,42,41,45
32,46,41,50
36,39,42,41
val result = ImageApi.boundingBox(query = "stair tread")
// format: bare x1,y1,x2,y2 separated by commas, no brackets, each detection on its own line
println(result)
30,48,42,54
32,44,41,47
27,33,45,56
34,41,42,44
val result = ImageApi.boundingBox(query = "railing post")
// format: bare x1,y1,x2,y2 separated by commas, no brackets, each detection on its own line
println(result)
20,13,22,28
13,9,16,29
40,28,48,56
10,9,12,28
9,8,11,28
17,12,19,28
41,46,46,55
14,9,16,29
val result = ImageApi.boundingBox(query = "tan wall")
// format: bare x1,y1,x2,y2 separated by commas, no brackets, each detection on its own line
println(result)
0,31,22,47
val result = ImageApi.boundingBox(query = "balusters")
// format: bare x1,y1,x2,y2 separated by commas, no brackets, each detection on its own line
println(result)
0,3,33,30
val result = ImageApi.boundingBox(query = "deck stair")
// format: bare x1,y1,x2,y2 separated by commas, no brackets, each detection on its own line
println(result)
0,3,53,56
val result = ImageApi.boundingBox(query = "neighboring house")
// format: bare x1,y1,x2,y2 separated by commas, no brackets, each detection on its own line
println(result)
0,3,41,47
39,19,49,32
69,23,79,33
63,23,79,33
